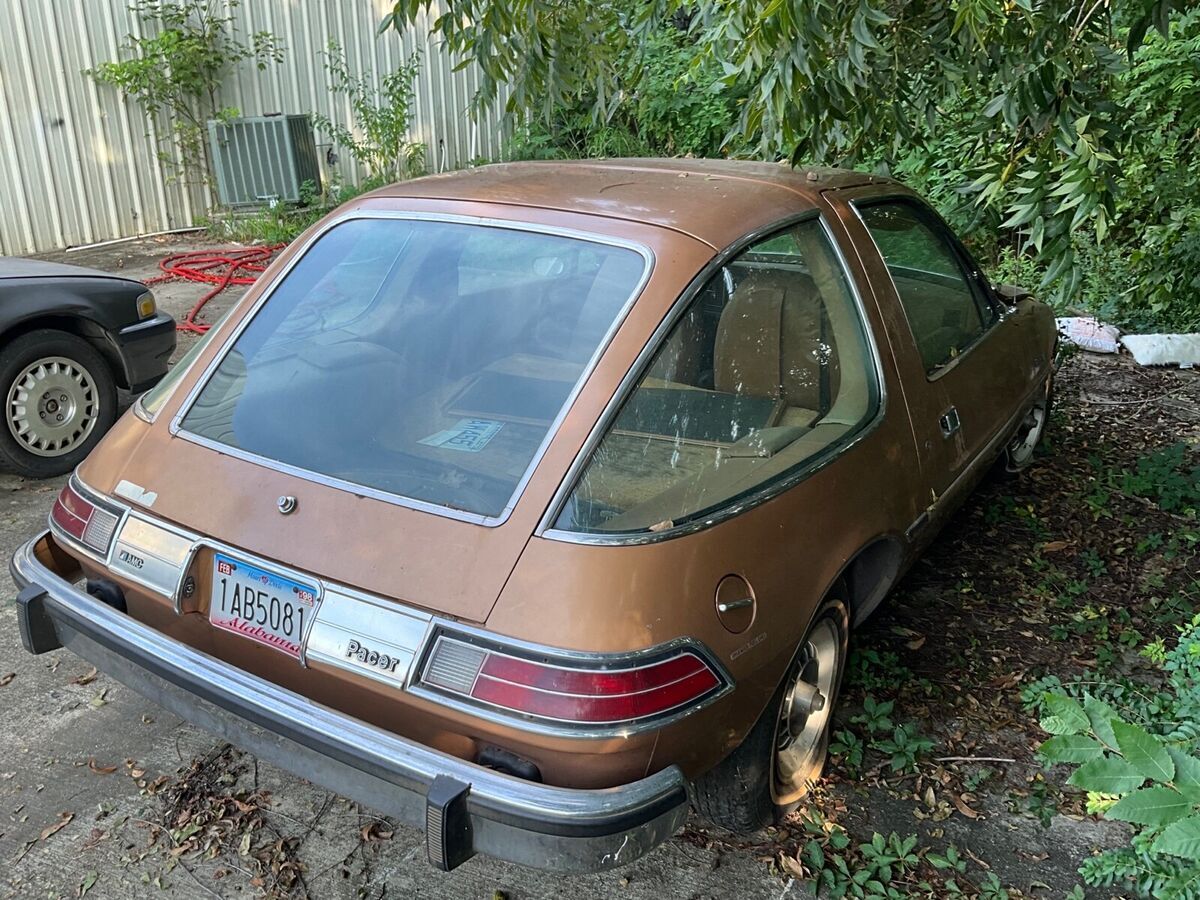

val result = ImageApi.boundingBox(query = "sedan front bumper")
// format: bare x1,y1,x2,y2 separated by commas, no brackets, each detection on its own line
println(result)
10,532,688,872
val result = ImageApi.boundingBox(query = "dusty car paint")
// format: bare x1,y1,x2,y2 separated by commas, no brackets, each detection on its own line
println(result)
13,159,1057,868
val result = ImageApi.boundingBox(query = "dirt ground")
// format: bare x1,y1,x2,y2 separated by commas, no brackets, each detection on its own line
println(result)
2,235,1198,899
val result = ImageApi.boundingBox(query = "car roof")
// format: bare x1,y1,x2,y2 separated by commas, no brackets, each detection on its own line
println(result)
366,159,889,250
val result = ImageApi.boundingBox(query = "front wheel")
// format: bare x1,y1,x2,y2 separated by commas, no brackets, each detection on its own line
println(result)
693,597,849,832
1003,376,1053,474
0,329,118,478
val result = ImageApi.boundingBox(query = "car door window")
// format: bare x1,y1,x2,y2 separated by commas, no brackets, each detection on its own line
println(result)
857,201,991,373
554,218,879,536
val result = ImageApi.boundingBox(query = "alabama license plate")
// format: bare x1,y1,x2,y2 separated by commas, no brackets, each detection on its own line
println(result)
208,552,317,658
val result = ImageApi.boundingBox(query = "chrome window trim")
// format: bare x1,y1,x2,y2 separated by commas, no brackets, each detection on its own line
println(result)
409,623,735,740
47,472,131,567
536,211,889,546
166,210,656,528
848,195,1001,382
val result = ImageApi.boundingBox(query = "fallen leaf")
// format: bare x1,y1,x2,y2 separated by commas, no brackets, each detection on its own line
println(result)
0,673,14,687
1040,540,1072,553
779,852,805,878
71,667,97,686
40,811,74,842
952,794,980,819
87,759,117,775
89,689,108,709
78,871,98,897
360,821,394,842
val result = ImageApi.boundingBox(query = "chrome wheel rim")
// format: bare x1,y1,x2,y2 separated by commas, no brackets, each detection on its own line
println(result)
774,617,840,804
6,356,100,458
1006,401,1047,471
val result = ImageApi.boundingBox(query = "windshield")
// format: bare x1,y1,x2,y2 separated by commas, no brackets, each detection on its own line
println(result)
179,217,647,519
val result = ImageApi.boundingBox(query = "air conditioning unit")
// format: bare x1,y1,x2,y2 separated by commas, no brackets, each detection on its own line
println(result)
207,114,322,206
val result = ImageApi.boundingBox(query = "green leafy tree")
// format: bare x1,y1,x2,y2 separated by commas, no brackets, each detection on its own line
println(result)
382,0,1186,308
508,25,740,160
310,41,426,183
90,0,284,186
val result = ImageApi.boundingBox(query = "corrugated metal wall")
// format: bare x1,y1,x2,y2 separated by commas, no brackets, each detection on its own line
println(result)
0,0,509,256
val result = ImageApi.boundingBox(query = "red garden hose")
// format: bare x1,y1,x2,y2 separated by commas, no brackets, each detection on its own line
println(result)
146,244,285,334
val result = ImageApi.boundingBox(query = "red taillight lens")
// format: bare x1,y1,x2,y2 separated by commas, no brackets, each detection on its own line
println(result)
420,635,725,726
50,479,120,555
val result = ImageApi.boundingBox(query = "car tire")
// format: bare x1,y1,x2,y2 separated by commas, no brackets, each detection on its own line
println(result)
0,329,118,478
1001,375,1053,475
693,595,849,832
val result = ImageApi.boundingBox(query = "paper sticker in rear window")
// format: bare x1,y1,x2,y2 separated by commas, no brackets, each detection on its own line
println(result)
419,419,504,453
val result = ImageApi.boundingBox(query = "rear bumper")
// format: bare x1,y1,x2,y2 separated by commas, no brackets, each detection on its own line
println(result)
114,313,176,392
10,532,688,872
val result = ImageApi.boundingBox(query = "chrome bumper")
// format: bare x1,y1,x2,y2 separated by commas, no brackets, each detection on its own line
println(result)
10,532,688,872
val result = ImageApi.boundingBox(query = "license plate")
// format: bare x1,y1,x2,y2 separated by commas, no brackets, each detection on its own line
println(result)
208,552,317,659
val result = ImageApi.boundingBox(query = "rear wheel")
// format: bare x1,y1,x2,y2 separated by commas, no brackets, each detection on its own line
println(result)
693,597,848,832
0,330,117,478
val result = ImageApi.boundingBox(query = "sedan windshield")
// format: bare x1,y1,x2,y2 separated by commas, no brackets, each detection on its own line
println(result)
179,218,647,519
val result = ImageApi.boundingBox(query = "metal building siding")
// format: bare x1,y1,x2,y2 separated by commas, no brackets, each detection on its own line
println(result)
0,0,508,256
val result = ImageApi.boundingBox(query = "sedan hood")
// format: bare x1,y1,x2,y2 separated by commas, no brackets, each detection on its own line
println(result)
0,256,142,284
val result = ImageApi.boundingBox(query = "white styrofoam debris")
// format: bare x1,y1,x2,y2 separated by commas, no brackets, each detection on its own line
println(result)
1120,334,1200,368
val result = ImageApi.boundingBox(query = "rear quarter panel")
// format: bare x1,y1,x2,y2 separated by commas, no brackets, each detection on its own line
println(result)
486,200,926,776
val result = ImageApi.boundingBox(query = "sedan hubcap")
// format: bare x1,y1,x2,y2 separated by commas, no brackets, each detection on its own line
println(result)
7,356,99,457
774,617,840,804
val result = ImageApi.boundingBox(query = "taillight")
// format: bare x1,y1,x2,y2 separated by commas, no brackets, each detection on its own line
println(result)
418,633,727,727
50,478,121,556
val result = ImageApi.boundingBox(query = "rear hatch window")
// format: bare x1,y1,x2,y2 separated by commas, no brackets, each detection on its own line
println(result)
178,217,648,519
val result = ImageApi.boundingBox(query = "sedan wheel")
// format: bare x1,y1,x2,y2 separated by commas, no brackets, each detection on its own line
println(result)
0,330,117,478
7,356,100,457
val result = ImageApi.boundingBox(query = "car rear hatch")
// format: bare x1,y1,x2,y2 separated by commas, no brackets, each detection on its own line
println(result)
78,211,669,624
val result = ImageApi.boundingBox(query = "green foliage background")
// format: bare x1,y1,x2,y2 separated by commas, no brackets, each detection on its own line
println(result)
388,0,1198,332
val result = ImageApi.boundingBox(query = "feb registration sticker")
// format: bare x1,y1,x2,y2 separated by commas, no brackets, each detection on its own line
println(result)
419,418,503,453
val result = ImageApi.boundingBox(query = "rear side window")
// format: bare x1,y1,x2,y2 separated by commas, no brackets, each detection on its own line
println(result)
856,201,992,372
554,218,878,536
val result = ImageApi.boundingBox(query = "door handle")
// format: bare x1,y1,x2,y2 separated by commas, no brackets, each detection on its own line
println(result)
939,407,961,438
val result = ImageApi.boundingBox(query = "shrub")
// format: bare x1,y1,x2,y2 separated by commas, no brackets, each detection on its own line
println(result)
311,41,425,182
509,25,739,161
1038,614,1200,897
89,0,283,187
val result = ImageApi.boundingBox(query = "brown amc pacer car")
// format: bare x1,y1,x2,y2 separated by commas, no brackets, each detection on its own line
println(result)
12,159,1056,872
